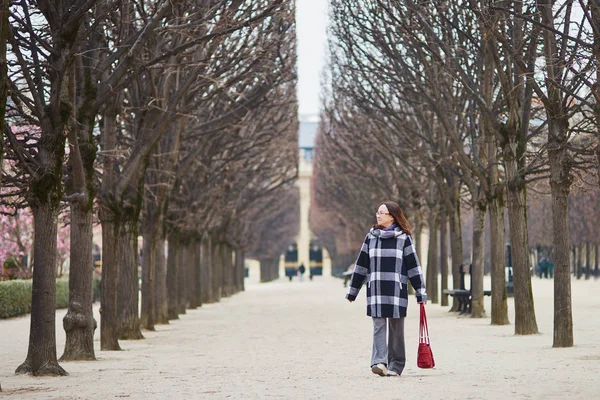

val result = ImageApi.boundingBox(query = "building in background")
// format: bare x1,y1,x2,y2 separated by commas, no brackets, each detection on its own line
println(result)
280,115,331,279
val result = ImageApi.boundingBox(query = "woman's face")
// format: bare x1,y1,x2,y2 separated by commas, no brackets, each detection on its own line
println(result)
376,205,394,228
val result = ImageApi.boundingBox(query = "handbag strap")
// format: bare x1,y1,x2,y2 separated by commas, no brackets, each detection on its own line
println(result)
419,303,430,344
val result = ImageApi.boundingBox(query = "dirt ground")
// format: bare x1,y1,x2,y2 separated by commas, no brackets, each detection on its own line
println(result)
1,272,599,399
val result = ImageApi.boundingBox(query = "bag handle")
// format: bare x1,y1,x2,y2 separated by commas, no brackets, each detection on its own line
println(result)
419,303,430,345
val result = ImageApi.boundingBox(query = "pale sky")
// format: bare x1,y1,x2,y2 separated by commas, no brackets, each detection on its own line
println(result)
296,0,329,119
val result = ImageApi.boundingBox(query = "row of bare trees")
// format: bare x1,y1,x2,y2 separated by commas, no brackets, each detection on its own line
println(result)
312,1,600,348
1,0,299,376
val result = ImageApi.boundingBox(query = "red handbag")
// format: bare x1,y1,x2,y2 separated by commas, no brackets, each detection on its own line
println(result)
417,303,435,368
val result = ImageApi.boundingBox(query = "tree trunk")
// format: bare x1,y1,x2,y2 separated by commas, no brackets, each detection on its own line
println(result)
98,95,121,350
426,210,439,304
200,235,214,303
62,48,99,360
177,241,189,313
227,245,234,295
489,195,509,325
155,235,169,324
166,231,180,320
471,201,486,318
140,229,156,331
594,243,600,278
440,208,449,306
585,242,591,280
260,258,278,283
212,241,222,300
195,243,203,306
506,148,537,332
235,249,245,292
575,245,582,279
551,171,573,347
61,202,96,360
260,259,268,282
221,244,233,297
118,219,143,340
16,204,67,375
99,216,121,350
570,246,575,276
189,241,201,309
537,0,573,348
448,180,463,312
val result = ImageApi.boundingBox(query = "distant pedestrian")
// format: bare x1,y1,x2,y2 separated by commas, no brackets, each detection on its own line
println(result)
346,201,427,377
298,263,306,282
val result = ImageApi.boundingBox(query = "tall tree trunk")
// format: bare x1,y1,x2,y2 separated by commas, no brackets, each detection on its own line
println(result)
260,257,278,283
471,200,487,318
140,228,156,331
551,167,573,347
221,244,232,297
595,243,599,279
99,97,122,350
426,210,439,304
260,259,268,282
200,235,214,303
155,236,169,324
212,241,222,300
16,204,67,375
537,0,574,348
177,240,188,314
62,48,98,360
585,242,591,280
194,243,203,306
235,248,245,292
167,231,180,320
61,202,96,360
448,178,463,312
118,219,144,340
489,195,509,325
99,216,121,350
576,245,582,279
188,241,200,309
440,208,449,306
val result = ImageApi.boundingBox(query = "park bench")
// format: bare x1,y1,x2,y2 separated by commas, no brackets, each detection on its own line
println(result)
443,264,491,314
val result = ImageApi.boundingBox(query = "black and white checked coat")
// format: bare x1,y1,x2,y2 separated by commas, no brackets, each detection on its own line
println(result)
345,226,427,318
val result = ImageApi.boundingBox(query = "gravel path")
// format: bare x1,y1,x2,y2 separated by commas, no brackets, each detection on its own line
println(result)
1,273,599,399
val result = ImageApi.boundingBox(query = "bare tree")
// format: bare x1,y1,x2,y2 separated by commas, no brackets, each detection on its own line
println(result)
531,0,596,347
3,0,105,375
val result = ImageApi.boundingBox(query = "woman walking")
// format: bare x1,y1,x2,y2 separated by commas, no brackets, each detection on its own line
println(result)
346,201,427,377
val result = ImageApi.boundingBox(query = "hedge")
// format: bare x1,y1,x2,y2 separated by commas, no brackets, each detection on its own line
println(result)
0,279,69,319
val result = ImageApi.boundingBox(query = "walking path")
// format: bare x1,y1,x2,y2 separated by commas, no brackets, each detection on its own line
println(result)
1,273,600,399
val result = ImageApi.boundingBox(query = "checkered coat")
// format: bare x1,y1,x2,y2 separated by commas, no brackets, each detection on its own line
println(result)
345,226,427,318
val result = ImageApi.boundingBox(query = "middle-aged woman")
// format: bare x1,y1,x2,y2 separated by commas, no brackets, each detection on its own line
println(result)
346,201,427,377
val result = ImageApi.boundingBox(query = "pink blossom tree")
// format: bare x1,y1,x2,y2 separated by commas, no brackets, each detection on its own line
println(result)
0,207,70,280
0,208,33,279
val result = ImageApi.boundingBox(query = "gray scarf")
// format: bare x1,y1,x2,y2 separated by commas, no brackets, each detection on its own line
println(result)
370,225,404,239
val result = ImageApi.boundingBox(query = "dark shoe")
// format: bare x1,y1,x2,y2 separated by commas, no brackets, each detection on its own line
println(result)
371,363,388,376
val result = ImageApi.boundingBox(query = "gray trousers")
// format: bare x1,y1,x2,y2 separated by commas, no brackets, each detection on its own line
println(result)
371,317,406,374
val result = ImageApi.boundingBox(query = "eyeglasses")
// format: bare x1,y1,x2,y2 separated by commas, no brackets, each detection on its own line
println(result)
375,212,390,216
